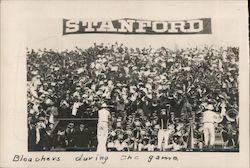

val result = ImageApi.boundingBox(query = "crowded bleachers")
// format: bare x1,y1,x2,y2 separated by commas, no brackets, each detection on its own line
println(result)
27,43,239,151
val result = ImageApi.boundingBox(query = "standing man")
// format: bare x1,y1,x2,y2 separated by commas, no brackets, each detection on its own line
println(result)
203,104,224,149
157,108,171,151
97,103,111,152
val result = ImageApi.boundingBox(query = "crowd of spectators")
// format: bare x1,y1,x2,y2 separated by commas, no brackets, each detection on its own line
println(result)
27,43,239,151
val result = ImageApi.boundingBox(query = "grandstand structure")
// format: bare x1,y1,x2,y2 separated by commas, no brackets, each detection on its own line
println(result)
27,44,239,152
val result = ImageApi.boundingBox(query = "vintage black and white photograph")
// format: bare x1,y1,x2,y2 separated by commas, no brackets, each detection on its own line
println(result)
27,18,239,152
1,1,249,168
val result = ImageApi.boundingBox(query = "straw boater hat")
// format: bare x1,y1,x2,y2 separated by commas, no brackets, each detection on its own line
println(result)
145,121,151,127
206,104,214,110
101,103,108,108
154,124,160,129
110,131,116,136
45,99,54,106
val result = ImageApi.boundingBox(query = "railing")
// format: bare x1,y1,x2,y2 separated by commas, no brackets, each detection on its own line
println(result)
56,118,98,121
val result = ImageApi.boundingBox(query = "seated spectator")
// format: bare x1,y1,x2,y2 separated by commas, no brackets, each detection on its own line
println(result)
75,124,91,148
27,44,239,151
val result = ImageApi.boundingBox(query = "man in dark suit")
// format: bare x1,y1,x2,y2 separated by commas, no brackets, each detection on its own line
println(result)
75,124,90,149
65,122,76,147
141,96,153,117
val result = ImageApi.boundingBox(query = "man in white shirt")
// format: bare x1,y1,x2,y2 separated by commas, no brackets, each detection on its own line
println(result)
97,103,110,152
203,104,224,148
71,100,82,117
